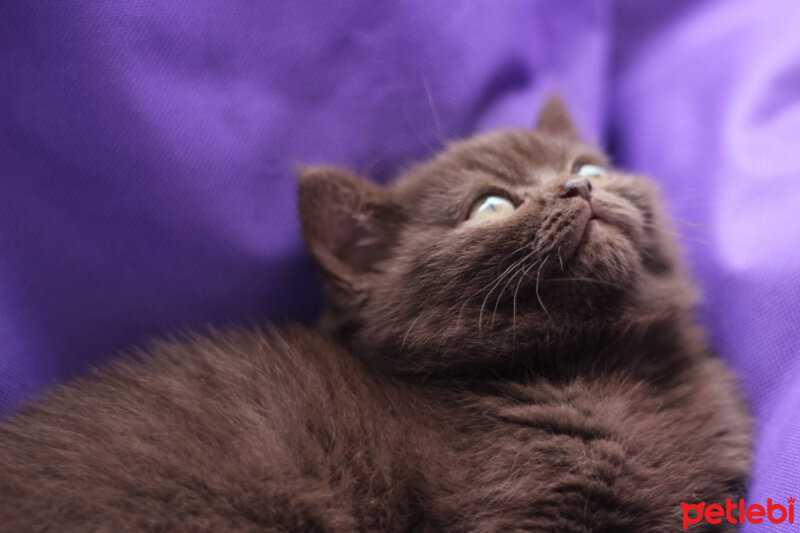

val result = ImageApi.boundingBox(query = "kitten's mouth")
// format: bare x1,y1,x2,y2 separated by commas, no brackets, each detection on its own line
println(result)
588,202,615,225
562,203,619,260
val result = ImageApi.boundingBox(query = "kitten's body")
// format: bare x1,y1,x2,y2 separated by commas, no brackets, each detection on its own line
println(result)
0,100,750,531
0,326,746,532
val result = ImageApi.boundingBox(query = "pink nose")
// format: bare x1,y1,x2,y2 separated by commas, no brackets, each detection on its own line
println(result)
559,177,592,201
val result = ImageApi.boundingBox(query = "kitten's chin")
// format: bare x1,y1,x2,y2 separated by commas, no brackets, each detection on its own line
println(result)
530,220,642,315
573,218,641,268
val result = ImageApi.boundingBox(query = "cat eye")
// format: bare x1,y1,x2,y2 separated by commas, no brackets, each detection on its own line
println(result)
467,195,516,222
576,163,608,180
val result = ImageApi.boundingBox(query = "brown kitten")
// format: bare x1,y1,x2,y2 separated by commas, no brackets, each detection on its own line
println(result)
0,98,750,532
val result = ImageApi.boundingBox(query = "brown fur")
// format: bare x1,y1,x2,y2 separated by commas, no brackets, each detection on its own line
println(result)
0,98,750,532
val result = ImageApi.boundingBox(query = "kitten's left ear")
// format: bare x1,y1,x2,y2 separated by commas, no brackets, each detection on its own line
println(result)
535,95,579,140
298,166,402,290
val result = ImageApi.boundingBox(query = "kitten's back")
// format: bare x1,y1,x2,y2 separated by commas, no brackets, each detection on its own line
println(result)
0,326,429,532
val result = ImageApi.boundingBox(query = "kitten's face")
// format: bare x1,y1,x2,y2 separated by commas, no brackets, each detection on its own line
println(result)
300,98,691,374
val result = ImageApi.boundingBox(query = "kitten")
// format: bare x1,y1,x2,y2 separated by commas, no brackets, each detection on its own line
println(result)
0,98,750,532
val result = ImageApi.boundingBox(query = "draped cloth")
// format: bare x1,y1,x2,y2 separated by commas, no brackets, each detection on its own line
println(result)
1,3,797,526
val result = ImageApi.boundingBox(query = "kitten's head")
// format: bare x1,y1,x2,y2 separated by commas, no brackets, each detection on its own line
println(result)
299,98,694,375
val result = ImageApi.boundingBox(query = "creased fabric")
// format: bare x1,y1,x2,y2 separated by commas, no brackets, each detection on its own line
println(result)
0,1,796,524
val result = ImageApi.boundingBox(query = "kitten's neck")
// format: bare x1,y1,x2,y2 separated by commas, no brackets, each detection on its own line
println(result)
322,275,706,383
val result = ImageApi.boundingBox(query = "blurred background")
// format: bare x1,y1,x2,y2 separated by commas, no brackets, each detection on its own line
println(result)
1,2,798,528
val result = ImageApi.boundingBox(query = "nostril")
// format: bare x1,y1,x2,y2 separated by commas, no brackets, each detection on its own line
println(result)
560,177,592,201
561,186,579,198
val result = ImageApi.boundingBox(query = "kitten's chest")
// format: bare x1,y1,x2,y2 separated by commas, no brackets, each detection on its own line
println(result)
422,380,697,531
448,382,652,480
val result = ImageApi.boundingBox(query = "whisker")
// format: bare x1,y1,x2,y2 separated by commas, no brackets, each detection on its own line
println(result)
473,248,538,334
400,314,423,353
512,259,539,334
402,104,440,158
535,255,552,320
491,257,538,330
533,276,625,289
479,253,532,334
670,217,706,228
663,228,710,246
459,241,534,309
477,262,520,335
422,77,446,147
490,265,525,329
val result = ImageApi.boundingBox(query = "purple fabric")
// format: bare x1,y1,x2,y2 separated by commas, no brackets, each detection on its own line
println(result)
613,3,800,529
0,1,796,527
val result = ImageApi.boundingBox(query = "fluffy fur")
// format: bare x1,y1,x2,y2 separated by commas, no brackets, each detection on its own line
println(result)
0,98,750,532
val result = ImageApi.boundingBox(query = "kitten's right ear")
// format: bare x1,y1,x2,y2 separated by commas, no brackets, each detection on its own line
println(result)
534,95,579,140
298,167,402,290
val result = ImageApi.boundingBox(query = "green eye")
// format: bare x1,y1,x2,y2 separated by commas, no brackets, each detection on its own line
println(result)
467,195,516,222
576,164,608,180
